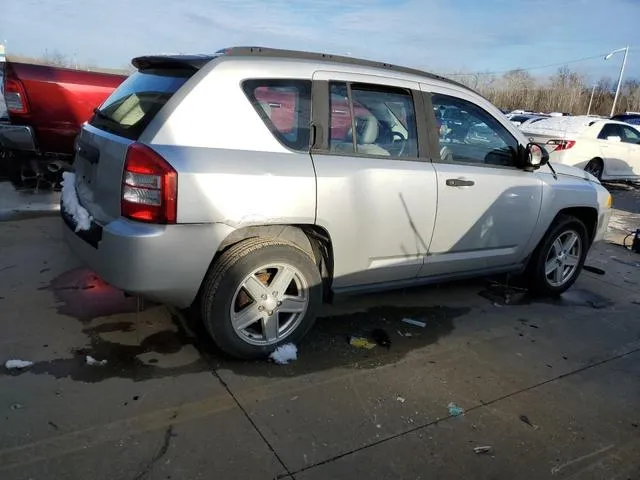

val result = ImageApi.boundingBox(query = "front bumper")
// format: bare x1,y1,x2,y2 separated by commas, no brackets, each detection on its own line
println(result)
594,208,613,243
62,209,234,308
0,122,37,152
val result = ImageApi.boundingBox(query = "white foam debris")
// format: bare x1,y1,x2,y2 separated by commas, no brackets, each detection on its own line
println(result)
61,172,92,232
85,355,108,366
5,360,34,370
269,343,297,365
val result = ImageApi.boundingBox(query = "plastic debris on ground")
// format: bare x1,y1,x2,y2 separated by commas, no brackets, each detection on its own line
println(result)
269,343,298,364
396,396,406,403
447,402,465,416
85,355,108,366
401,318,426,328
5,359,34,370
397,330,413,337
61,172,92,232
474,446,492,454
371,328,391,349
348,336,376,350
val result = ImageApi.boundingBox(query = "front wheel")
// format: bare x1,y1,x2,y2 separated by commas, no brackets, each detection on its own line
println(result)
200,238,322,359
526,215,589,296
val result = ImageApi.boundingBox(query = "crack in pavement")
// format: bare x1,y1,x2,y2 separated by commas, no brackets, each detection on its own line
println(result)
132,425,175,480
278,345,640,478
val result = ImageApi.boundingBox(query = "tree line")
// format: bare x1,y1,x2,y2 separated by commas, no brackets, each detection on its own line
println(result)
448,67,640,116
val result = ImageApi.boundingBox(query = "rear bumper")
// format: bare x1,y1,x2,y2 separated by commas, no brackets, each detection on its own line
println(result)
0,122,37,152
62,211,234,308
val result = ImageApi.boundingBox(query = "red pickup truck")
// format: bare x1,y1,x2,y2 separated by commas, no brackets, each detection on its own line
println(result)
0,60,126,170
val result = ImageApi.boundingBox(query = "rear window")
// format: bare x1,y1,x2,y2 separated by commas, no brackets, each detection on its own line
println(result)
89,69,191,140
242,79,311,151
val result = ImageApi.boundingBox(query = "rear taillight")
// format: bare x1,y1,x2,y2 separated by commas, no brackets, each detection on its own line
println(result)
4,78,29,114
121,143,177,224
546,139,576,151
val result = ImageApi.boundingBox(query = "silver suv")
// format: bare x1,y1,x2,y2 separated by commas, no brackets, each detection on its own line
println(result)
62,47,612,359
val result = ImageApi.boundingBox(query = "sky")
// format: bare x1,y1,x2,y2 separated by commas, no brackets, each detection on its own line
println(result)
2,0,640,81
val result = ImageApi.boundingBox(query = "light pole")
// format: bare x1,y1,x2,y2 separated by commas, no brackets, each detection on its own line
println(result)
604,46,629,117
586,83,596,116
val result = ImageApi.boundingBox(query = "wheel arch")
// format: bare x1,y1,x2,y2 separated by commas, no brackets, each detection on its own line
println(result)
194,224,335,307
555,206,599,245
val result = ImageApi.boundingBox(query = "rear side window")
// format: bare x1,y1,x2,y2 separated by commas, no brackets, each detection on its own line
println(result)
243,79,311,151
89,69,191,140
597,123,622,140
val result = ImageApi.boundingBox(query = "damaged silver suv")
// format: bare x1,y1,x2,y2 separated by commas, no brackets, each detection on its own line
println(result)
62,47,612,359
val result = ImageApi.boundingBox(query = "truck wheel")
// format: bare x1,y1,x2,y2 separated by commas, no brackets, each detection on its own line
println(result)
584,158,603,180
200,238,322,359
527,214,589,296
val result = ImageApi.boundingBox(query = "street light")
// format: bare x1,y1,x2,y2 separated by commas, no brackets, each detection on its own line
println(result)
604,46,629,117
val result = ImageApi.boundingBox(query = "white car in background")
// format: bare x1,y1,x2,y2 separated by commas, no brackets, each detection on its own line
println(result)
521,116,640,181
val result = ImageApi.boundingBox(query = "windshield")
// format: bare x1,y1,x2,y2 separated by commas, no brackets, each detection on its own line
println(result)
89,69,191,140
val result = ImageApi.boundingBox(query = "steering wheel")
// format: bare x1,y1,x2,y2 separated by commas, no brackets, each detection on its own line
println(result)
390,131,407,156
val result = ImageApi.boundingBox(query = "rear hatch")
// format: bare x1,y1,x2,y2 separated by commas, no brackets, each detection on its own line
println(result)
73,66,194,224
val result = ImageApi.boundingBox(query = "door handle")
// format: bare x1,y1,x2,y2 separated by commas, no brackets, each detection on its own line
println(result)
446,178,475,187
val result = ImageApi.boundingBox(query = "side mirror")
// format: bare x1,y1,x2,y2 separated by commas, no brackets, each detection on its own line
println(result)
524,142,549,170
607,135,622,142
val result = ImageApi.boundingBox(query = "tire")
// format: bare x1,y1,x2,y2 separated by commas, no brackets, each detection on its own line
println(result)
526,214,589,296
584,158,603,180
200,238,322,359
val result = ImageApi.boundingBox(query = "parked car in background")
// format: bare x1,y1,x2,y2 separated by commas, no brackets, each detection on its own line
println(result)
508,114,548,127
611,112,640,126
0,60,126,171
521,115,640,180
63,47,612,359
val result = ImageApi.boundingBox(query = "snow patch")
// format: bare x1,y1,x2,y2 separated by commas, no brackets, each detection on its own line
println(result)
269,343,297,365
61,172,92,232
5,359,34,370
85,355,108,366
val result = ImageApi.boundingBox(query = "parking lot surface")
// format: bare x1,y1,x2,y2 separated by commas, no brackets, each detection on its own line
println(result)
1,179,640,479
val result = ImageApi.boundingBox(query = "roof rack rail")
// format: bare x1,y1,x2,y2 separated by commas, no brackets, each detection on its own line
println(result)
217,46,471,91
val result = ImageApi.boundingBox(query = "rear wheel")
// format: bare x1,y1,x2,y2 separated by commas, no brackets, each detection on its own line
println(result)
200,238,322,359
584,158,603,180
526,215,589,296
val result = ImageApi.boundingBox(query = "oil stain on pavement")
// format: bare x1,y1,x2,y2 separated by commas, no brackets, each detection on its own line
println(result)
4,267,470,382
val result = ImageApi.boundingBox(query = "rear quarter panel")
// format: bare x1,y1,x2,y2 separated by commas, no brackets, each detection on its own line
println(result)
6,61,125,154
142,58,317,226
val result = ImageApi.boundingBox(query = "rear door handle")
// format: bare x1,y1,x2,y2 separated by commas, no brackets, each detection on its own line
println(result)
446,178,475,187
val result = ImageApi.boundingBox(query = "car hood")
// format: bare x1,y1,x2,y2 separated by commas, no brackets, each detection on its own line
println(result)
546,162,599,183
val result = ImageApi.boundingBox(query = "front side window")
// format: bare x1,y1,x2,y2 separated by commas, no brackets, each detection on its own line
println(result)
597,123,622,140
431,94,518,167
243,79,311,151
329,82,418,158
621,125,640,144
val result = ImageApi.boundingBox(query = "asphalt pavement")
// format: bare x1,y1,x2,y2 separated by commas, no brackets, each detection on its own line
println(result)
1,178,640,479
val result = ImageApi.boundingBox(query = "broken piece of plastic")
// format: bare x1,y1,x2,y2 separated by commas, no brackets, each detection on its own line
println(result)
474,446,492,454
401,318,426,328
349,337,376,350
447,402,465,416
4,360,34,370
